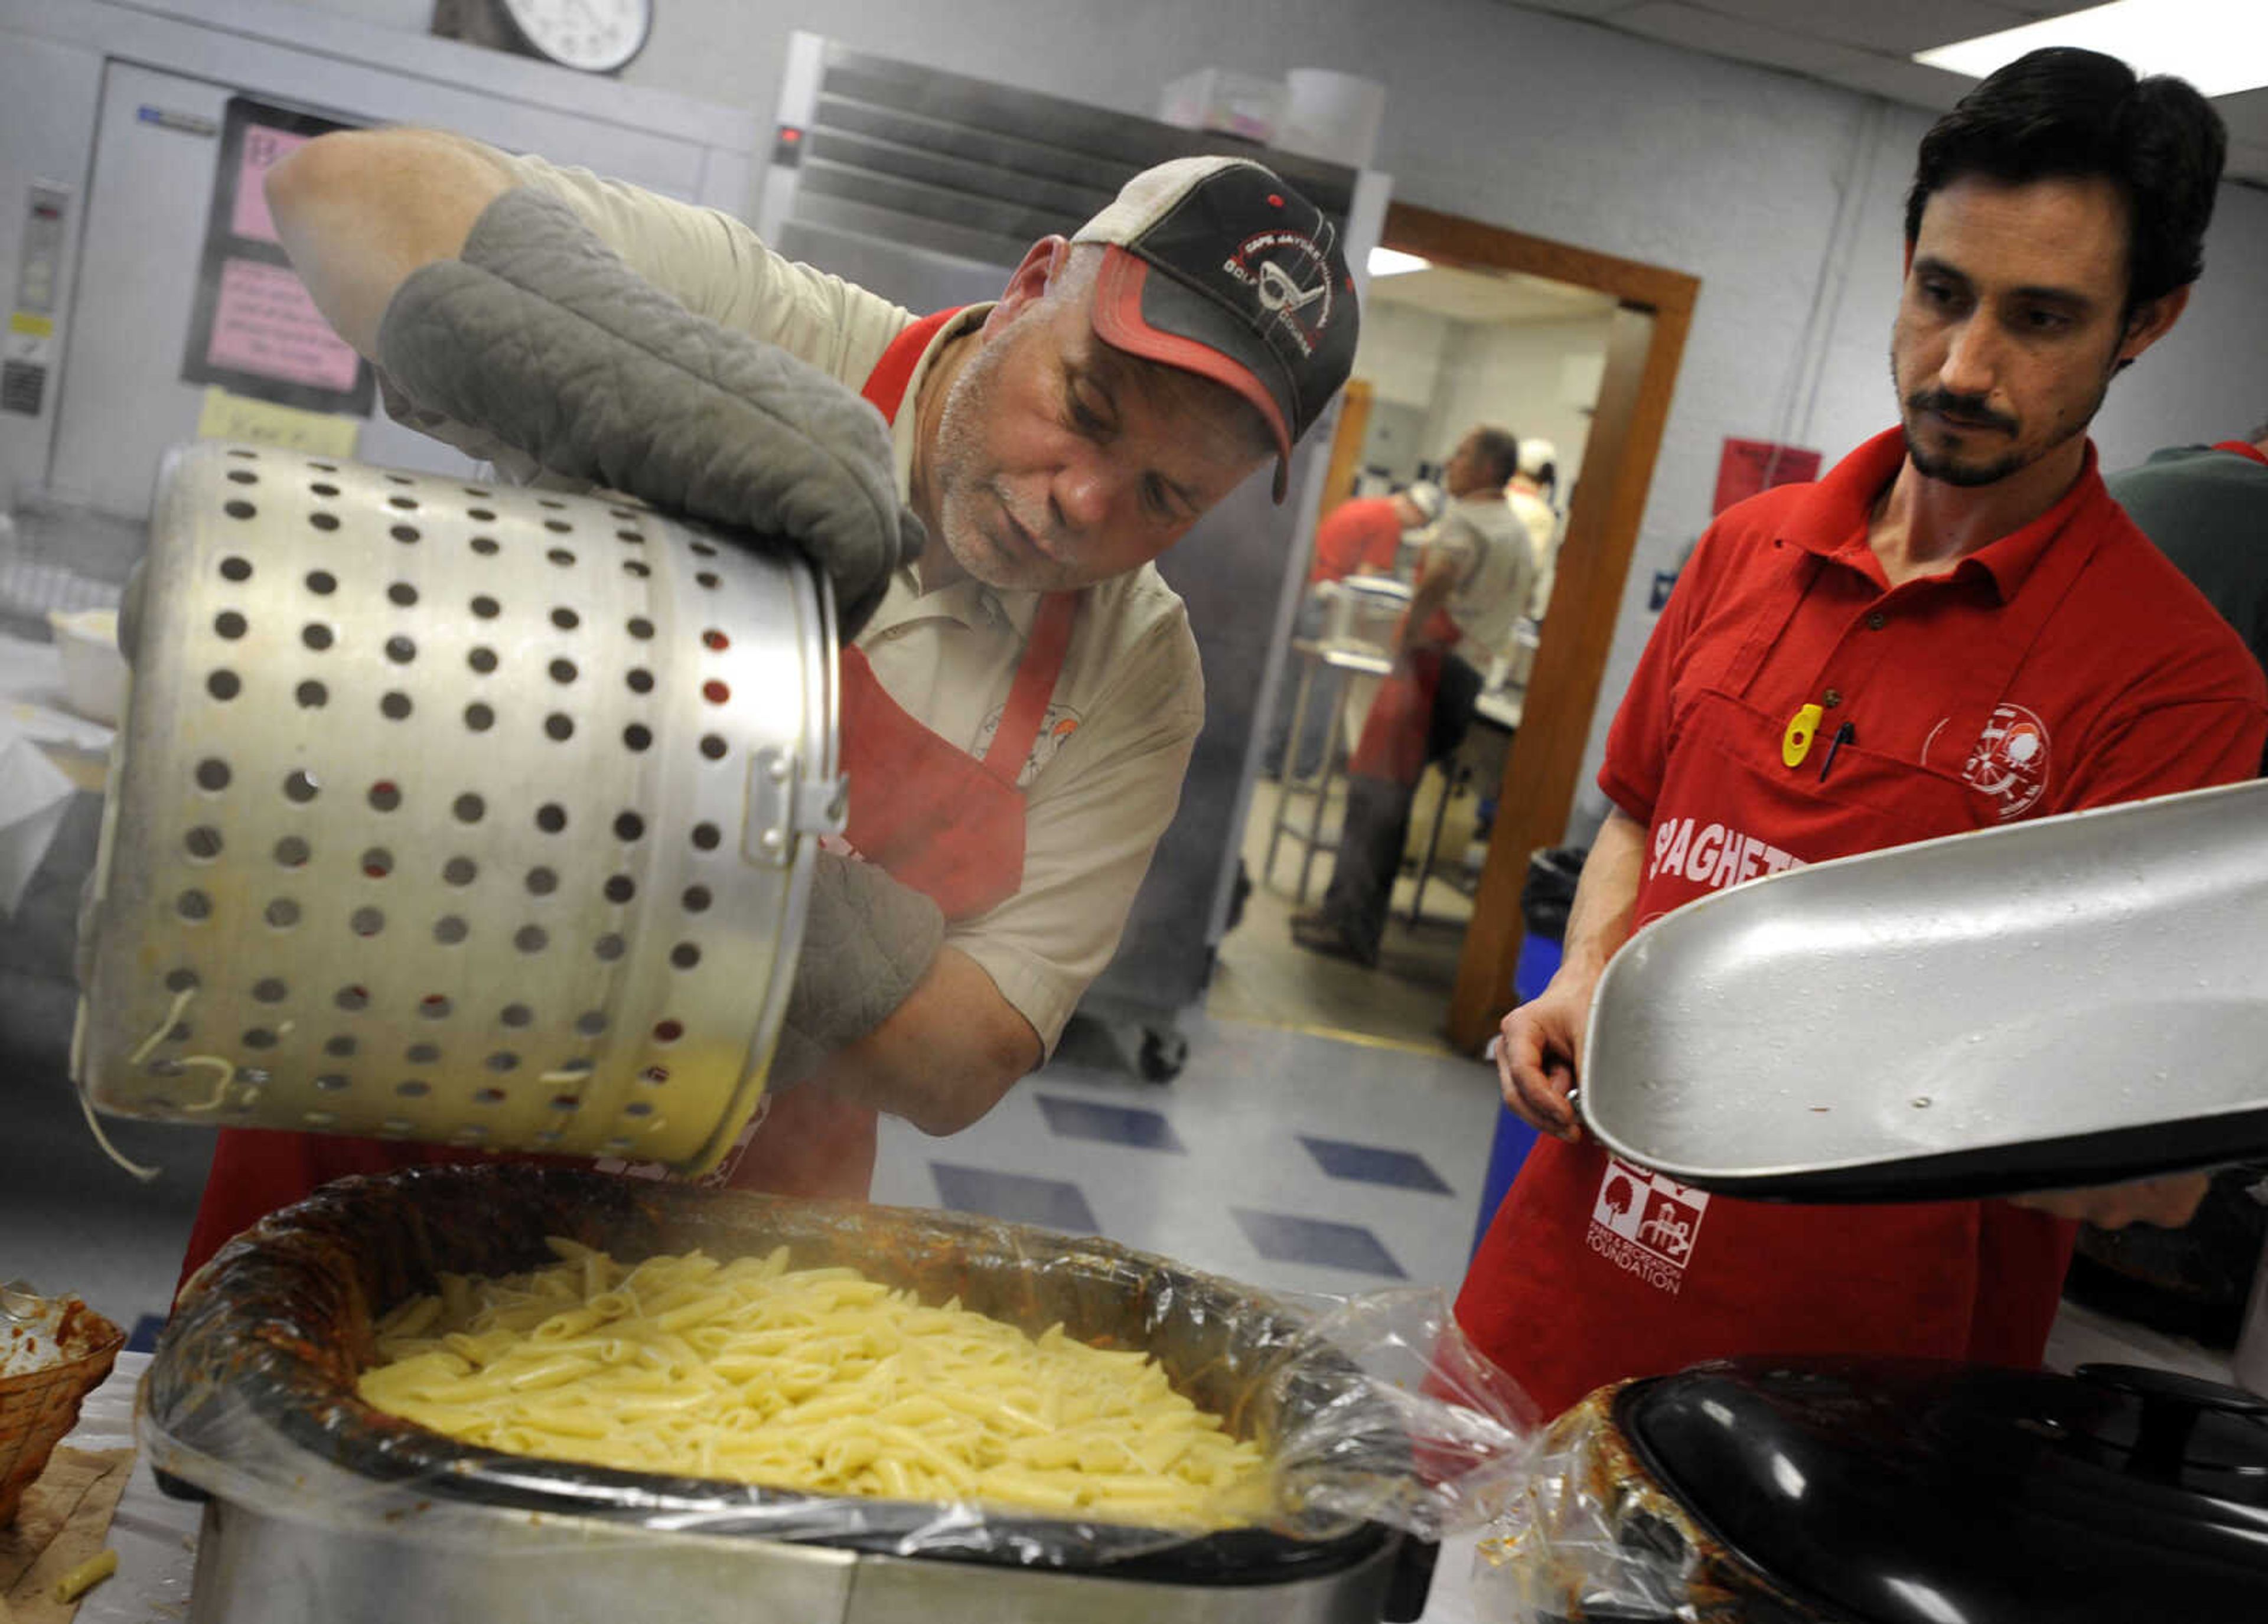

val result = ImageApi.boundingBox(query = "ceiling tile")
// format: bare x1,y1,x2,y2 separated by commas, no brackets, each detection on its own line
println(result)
1821,53,1980,113
1692,0,2036,57
1609,1,1871,77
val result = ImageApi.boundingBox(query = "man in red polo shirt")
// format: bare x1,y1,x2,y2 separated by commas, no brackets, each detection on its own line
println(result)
1307,483,1439,585
1459,47,2268,1419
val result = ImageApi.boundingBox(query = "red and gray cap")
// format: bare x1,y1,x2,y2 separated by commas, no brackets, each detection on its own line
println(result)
1073,156,1359,501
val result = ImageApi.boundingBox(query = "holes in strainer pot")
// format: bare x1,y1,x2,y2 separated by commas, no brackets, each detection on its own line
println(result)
380,692,412,720
696,572,721,590
388,495,417,511
500,1003,533,1028
623,723,653,752
698,734,728,760
305,570,336,595
195,758,231,792
252,977,287,1003
350,906,384,937
691,823,720,851
702,630,729,651
471,536,500,556
334,984,369,1012
468,647,498,674
207,670,240,701
653,1019,684,1044
368,781,402,813
627,617,654,640
227,448,256,459
473,1087,508,1106
453,793,485,824
443,856,477,886
575,1011,607,1036
315,1074,350,1093
224,500,256,521
514,925,549,954
390,525,420,544
702,680,729,705
406,1042,441,1065
165,968,200,993
433,915,469,944
184,826,223,860
544,517,572,533
546,547,575,567
626,668,654,694
360,847,393,879
471,595,500,618
220,556,252,582
594,933,625,961
617,529,644,544
227,468,258,485
325,1035,356,1058
526,868,558,896
486,1052,520,1072
275,835,311,868
552,608,579,630
545,714,574,741
602,875,635,904
309,481,338,497
283,769,320,803
395,1080,431,1098
384,635,416,664
464,702,494,732
670,943,701,970
614,811,644,841
690,541,718,558
214,610,247,640
386,474,415,487
302,623,334,651
175,889,212,921
682,885,712,914
623,1101,654,1118
468,507,496,522
419,994,452,1019
549,658,577,684
295,680,328,708
639,1065,669,1085
309,511,339,532
265,898,300,928
536,804,568,834
623,560,651,579
388,582,418,607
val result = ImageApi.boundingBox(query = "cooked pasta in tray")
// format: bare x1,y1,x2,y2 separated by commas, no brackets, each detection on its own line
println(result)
358,1238,1270,1524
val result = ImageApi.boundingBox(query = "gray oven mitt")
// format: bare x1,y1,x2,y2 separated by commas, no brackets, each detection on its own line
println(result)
767,852,944,1090
374,187,921,636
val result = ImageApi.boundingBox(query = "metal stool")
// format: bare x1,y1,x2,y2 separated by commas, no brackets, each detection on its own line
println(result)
1265,639,1389,904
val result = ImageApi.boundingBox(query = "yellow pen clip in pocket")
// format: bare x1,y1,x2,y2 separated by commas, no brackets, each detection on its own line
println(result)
1783,702,1824,768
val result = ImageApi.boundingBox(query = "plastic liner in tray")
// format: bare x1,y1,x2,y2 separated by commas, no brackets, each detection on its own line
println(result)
145,1165,1535,1576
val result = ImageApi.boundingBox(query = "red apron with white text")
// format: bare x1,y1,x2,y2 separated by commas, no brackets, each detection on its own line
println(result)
179,306,1073,1280
1457,550,2080,1419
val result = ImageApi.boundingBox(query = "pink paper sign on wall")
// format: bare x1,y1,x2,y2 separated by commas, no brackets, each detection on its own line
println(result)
204,256,361,393
228,125,312,246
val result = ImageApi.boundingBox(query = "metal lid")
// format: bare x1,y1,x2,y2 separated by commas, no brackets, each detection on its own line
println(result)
1617,1356,2268,1624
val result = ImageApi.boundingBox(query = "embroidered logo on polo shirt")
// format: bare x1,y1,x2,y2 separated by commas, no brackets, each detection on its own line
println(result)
1586,1157,1709,1296
972,702,1083,789
1960,702,2051,820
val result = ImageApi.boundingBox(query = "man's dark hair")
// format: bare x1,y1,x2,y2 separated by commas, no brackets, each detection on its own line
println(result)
1904,47,2225,314
1469,426,1522,488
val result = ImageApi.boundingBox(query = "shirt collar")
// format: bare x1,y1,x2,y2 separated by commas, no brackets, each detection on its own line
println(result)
1783,426,2114,603
889,304,994,502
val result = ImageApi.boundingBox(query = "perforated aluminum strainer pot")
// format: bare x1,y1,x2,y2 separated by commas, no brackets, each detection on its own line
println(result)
73,442,842,1172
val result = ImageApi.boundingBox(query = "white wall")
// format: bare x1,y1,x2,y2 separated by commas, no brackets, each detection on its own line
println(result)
1422,315,1609,490
278,0,2268,839
1351,299,1450,410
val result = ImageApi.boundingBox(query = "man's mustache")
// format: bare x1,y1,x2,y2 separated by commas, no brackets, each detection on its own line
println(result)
1906,389,2018,436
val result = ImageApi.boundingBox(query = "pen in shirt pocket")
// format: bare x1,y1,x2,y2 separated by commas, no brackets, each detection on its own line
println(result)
1819,721,1856,782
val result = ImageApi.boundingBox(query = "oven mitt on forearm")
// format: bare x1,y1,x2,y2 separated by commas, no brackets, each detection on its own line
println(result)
766,852,944,1090
374,187,921,637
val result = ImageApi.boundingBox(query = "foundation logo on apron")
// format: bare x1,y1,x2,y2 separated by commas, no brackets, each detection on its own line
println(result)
1960,702,2051,819
1587,1156,1709,1296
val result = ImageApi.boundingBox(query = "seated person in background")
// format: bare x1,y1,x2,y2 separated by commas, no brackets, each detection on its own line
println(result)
1292,426,1532,966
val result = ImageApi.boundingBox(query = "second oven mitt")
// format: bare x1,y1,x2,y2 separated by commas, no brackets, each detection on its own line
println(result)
374,187,921,636
766,851,945,1090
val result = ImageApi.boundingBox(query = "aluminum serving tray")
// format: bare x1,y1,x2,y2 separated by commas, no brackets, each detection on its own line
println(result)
1580,778,2268,1201
145,1166,1426,1624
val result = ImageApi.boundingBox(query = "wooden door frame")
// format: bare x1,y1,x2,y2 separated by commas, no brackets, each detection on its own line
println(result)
1375,202,1699,1054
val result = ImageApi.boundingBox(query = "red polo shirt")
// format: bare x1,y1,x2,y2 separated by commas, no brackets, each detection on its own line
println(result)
1458,429,2266,1420
1308,496,1404,584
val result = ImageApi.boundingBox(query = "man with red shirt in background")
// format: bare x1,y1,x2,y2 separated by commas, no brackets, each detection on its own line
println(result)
1307,481,1441,585
1460,47,2268,1420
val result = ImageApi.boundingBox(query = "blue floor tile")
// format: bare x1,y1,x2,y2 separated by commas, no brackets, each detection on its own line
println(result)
1035,1094,1185,1153
931,1163,1099,1234
1299,1135,1452,1194
1233,1208,1406,1279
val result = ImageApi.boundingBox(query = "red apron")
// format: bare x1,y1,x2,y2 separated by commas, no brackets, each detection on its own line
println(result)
178,307,1074,1278
1458,550,2080,1419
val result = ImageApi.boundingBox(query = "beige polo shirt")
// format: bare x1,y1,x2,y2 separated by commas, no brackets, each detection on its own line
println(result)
1429,494,1537,656
405,152,1204,1052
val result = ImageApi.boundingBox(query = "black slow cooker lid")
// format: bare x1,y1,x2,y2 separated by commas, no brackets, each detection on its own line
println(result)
1617,1356,2268,1624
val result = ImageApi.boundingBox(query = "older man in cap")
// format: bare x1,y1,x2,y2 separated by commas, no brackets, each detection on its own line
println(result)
177,132,1357,1278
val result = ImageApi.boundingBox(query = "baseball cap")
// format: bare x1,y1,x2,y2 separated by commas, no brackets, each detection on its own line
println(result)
1518,437,1557,477
1073,156,1359,501
1403,480,1443,522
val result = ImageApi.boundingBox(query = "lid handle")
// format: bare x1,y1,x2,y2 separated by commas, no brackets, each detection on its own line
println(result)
2078,1362,2268,1484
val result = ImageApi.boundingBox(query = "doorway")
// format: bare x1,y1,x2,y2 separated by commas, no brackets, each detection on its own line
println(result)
1205,203,1698,1056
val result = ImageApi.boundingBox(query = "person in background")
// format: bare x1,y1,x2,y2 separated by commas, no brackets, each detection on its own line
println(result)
2107,422,2268,756
1292,426,1532,966
1308,480,1443,585
175,135,1357,1283
1462,48,2267,1420
1505,436,1562,620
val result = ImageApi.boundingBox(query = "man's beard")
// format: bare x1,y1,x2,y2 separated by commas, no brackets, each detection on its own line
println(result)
929,334,1082,592
1890,345,2110,490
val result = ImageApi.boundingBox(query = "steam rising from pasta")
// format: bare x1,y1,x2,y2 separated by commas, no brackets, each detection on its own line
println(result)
358,1238,1268,1524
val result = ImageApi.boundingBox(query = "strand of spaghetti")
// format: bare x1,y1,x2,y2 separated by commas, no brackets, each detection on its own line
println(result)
77,1087,159,1182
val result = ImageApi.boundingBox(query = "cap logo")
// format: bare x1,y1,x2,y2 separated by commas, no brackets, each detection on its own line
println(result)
1223,224,1338,359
